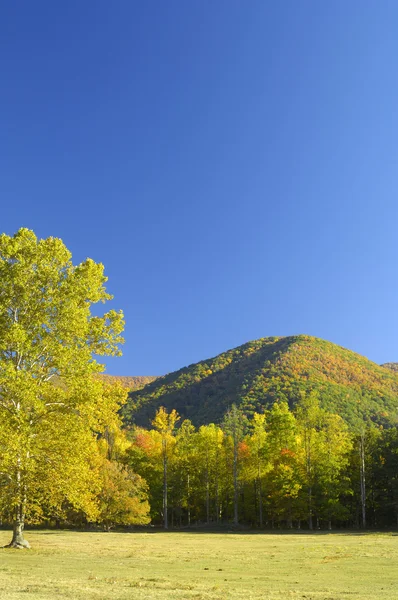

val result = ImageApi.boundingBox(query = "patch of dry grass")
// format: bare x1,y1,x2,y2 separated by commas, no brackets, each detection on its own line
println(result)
0,530,397,599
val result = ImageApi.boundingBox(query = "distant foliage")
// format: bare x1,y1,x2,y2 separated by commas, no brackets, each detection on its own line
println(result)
381,363,398,372
123,335,398,428
99,374,158,390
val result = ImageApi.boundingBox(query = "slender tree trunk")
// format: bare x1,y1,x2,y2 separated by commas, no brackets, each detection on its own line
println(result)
215,479,219,524
306,432,313,531
225,449,229,522
215,454,220,524
233,440,238,526
187,473,191,527
287,504,292,529
206,467,210,525
308,486,313,530
258,459,263,528
253,480,258,526
359,432,366,529
163,440,168,530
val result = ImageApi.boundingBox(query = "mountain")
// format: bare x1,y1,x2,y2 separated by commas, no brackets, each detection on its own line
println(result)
381,363,398,372
122,335,398,429
100,375,158,390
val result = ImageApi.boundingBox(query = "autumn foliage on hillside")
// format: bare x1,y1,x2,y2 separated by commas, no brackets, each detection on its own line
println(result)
99,375,157,390
123,335,398,428
381,363,398,372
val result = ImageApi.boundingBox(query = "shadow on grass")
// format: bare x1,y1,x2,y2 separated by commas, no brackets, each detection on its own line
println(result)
9,527,397,538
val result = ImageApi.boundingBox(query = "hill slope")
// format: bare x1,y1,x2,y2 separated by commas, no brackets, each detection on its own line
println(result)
99,375,158,390
381,363,398,372
123,335,398,428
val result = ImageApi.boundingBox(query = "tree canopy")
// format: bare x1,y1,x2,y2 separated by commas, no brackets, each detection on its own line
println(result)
0,228,125,547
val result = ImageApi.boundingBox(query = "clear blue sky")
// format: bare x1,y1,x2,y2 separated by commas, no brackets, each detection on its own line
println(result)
1,1,398,375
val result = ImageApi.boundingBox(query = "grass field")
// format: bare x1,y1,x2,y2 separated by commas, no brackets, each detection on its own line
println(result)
0,530,397,599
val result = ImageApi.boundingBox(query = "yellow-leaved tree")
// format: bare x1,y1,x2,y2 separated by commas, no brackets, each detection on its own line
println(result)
151,407,179,529
0,228,124,548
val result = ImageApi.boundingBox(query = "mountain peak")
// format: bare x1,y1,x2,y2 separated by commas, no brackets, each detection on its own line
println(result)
123,335,398,428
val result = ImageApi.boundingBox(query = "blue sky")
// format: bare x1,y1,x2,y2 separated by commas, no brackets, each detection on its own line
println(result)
1,1,398,375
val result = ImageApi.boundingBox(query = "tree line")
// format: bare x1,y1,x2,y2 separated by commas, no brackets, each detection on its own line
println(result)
126,397,398,530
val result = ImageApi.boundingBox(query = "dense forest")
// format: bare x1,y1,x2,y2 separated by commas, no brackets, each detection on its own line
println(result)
123,335,398,428
125,398,398,531
113,335,398,531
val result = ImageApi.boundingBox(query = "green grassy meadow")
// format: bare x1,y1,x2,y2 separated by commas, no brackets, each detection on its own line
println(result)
0,530,397,599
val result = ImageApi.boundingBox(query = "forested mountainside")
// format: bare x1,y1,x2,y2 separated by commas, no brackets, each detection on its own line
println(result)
99,375,158,390
381,363,398,372
122,335,398,428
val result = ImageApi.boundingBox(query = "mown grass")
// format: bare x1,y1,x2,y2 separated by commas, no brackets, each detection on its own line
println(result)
0,529,397,599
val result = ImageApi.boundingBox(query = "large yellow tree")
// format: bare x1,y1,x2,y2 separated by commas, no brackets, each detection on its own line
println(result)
0,228,124,548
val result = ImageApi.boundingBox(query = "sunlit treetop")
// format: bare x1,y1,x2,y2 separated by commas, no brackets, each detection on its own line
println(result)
0,228,124,398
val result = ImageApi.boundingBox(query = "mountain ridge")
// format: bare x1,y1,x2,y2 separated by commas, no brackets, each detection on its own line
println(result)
122,335,398,428
381,362,398,372
99,375,158,390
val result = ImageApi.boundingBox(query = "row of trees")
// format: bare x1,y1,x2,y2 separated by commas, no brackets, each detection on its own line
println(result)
127,398,398,530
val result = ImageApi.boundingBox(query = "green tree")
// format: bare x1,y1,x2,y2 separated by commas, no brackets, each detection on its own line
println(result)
295,393,324,530
197,423,224,524
0,229,124,548
151,407,180,529
295,394,353,529
126,427,164,523
246,413,269,527
266,402,300,527
174,420,197,526
375,428,398,526
222,404,246,526
97,460,150,531
316,413,353,528
348,425,381,528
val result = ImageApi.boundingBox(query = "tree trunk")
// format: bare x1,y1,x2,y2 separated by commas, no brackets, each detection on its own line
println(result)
308,486,313,530
258,460,263,528
233,441,238,526
206,469,210,525
215,458,219,524
163,439,168,530
359,432,366,529
287,505,292,529
8,506,30,549
187,473,191,527
7,460,30,549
